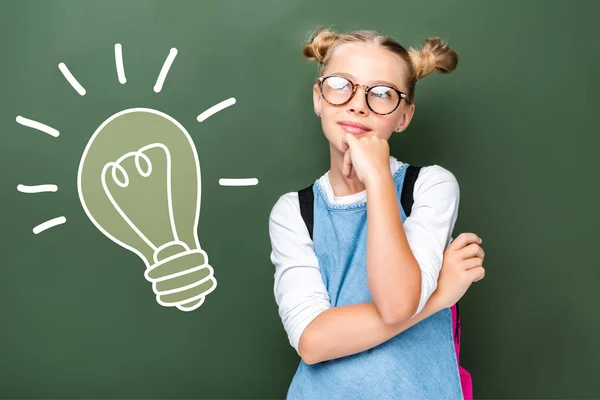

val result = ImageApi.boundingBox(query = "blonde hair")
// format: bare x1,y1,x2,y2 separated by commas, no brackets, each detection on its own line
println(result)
302,27,458,104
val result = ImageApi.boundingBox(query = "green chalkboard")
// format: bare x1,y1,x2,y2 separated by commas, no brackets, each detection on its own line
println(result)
1,0,599,398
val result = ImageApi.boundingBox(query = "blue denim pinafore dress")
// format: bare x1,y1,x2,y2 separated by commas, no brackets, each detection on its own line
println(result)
286,163,463,400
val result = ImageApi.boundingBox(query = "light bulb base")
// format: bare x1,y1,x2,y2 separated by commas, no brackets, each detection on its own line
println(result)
144,249,216,311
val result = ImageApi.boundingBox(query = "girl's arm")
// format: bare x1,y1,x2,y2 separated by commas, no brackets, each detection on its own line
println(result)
365,166,460,325
302,232,485,365
299,293,443,365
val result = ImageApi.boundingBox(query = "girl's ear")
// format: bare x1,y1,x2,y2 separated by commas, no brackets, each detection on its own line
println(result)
313,83,322,115
394,103,415,133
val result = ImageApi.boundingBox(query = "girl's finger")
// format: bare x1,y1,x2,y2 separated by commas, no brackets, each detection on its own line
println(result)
467,266,486,282
449,233,482,251
341,133,351,151
462,256,483,271
343,149,352,178
345,132,360,149
458,243,485,260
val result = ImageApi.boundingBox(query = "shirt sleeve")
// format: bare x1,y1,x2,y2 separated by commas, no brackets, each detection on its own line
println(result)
403,165,460,316
269,192,331,355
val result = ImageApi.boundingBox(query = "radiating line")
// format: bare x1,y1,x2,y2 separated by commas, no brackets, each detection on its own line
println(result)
219,178,259,186
15,116,60,137
58,62,86,96
114,43,126,84
153,48,178,93
17,184,58,193
33,216,66,234
197,97,236,122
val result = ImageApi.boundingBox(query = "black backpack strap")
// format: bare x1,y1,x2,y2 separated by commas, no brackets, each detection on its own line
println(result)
298,184,314,241
455,302,461,345
401,165,422,217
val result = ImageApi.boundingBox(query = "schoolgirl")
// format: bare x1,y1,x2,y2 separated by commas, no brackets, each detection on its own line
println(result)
269,28,485,399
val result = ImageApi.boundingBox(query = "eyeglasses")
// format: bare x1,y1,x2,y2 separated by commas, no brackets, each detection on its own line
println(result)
317,74,408,115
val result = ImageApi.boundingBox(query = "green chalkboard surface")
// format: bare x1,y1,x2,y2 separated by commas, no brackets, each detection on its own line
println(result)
1,0,599,398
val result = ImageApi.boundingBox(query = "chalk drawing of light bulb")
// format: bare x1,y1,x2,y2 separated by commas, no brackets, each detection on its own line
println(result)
16,44,258,311
78,108,216,311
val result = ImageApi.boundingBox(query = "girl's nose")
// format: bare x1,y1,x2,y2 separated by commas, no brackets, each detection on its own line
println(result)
346,85,369,115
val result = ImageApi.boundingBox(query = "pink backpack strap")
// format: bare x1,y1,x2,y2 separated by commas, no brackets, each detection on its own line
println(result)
452,303,473,399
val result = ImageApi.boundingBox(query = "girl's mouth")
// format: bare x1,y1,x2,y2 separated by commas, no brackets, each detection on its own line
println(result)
338,122,371,135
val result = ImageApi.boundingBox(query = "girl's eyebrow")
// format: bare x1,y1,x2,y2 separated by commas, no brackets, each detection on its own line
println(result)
331,71,401,89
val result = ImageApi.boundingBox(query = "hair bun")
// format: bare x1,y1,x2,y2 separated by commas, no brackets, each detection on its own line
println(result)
302,28,340,64
408,37,458,80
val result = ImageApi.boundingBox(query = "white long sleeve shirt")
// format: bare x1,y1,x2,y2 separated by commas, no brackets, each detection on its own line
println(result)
268,156,460,355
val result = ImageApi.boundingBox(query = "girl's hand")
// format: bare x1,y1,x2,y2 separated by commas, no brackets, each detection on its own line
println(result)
341,133,390,185
433,233,486,309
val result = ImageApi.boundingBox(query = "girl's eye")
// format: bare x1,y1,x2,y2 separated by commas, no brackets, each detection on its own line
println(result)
370,86,392,99
327,77,351,90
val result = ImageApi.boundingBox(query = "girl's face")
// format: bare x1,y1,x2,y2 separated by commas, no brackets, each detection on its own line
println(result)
313,42,415,153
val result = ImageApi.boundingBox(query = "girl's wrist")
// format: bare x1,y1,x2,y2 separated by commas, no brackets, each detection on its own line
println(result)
427,291,446,313
364,168,393,190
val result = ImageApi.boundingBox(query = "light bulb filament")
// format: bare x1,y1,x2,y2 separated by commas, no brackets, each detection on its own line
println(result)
101,143,180,251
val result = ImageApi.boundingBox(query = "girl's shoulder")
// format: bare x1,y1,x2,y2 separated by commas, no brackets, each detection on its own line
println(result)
414,164,459,187
270,191,300,215
269,191,307,236
408,164,460,208
392,155,459,195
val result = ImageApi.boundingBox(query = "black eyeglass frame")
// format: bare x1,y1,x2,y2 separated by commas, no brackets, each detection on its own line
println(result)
317,74,409,115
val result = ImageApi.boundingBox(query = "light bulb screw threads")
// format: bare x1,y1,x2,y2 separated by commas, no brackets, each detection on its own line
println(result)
145,249,217,311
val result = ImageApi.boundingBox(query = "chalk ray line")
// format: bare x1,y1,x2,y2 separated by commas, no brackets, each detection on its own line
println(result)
18,184,58,193
15,116,59,137
197,97,236,122
115,43,126,84
58,62,86,96
33,216,66,234
153,48,178,93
